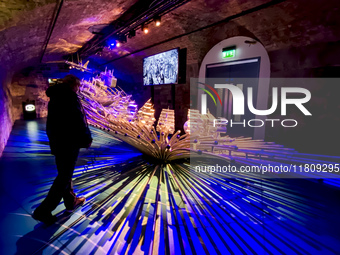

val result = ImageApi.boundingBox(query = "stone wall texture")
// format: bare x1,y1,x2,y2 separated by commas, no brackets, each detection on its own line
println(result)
266,41,340,155
9,71,50,121
0,68,13,157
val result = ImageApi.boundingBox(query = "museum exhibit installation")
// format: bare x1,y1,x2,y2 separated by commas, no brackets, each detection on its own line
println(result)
1,0,340,254
79,70,339,176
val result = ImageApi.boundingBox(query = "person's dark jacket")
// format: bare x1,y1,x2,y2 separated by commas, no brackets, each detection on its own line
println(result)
46,83,92,154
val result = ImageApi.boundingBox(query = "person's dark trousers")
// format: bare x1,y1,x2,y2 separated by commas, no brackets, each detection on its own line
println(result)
35,147,80,214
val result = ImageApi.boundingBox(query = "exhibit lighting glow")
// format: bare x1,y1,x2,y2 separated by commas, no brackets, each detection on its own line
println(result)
107,39,117,49
25,104,35,112
154,16,161,26
142,24,149,34
116,42,121,47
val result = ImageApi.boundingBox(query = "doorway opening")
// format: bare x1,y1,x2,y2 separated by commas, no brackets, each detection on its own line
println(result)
206,57,260,137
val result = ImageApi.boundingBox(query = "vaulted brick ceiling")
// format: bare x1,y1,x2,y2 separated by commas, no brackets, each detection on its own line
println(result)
0,0,339,72
99,0,339,65
0,0,138,71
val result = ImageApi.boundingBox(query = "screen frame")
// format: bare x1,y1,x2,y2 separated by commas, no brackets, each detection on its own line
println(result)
143,47,179,86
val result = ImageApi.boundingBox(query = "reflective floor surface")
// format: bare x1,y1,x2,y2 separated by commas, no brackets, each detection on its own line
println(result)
0,119,339,254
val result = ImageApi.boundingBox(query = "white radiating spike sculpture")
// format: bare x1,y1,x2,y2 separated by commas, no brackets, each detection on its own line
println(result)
157,108,175,134
79,73,189,161
136,99,156,129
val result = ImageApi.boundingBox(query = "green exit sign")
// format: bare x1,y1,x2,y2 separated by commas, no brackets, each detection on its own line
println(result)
222,46,236,58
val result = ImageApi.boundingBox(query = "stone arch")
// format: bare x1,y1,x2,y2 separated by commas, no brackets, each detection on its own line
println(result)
198,36,270,139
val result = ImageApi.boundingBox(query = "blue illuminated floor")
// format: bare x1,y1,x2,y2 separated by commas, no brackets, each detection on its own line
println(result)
0,119,340,254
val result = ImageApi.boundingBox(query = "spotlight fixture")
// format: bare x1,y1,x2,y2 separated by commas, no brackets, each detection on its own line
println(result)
128,30,136,38
154,16,161,26
116,35,127,48
107,38,117,49
118,35,127,43
141,24,149,34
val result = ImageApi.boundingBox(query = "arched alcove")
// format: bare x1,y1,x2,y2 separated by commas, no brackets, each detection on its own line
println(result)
198,36,270,139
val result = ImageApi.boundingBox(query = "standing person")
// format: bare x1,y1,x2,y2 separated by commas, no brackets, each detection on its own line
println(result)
33,74,92,225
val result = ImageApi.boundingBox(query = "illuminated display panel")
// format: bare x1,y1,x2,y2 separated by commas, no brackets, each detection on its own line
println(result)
143,48,179,85
25,104,35,112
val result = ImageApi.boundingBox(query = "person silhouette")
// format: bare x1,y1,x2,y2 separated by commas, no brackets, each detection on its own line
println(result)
32,74,92,225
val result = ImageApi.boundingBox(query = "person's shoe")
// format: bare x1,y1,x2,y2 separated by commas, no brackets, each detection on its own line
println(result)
32,210,57,226
65,197,86,213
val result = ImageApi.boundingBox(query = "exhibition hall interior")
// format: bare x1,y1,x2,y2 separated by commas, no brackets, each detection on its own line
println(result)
0,0,340,254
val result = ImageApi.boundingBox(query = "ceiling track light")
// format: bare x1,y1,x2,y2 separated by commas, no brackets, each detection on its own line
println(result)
141,24,149,34
116,34,128,47
78,0,191,58
118,35,127,44
109,42,116,49
107,38,118,49
154,16,161,26
128,30,136,38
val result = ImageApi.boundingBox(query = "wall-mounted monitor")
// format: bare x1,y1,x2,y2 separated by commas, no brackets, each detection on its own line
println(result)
143,48,179,85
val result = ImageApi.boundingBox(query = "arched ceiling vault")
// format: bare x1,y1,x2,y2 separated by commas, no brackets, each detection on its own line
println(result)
0,0,339,73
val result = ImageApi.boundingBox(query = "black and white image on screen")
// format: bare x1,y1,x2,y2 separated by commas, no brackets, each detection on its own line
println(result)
143,49,178,85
